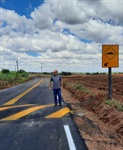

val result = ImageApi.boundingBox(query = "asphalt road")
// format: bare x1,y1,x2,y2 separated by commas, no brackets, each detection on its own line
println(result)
0,78,88,150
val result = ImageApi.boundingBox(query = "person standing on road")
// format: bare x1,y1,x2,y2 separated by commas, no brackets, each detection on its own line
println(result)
49,70,63,106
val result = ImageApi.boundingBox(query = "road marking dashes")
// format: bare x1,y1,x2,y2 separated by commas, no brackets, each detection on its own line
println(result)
45,107,71,118
0,79,71,121
2,79,43,106
0,104,70,121
0,104,36,111
0,105,48,121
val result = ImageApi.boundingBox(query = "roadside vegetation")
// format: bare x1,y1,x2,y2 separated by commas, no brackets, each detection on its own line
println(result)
64,75,123,112
0,69,29,89
73,84,91,94
105,99,123,111
73,83,123,111
72,83,123,111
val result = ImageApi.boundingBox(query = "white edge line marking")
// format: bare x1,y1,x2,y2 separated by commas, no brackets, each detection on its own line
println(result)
64,125,76,150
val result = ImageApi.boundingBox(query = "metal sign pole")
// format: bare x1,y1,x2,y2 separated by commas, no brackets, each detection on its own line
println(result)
108,67,112,99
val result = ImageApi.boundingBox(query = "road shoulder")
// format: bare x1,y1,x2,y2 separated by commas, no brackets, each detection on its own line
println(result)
62,88,123,150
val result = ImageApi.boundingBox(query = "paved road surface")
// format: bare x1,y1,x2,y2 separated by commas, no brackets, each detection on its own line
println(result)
0,78,88,150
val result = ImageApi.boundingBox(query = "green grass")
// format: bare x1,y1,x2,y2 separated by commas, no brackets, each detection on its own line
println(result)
73,84,91,94
0,71,29,86
105,99,123,111
0,71,16,80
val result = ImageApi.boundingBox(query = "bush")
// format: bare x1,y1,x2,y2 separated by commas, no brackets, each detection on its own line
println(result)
18,69,26,73
105,99,123,111
92,72,99,75
73,84,90,94
0,70,29,84
61,71,71,76
86,72,91,75
2,69,10,74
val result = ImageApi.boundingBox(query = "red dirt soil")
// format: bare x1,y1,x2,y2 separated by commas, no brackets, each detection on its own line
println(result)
62,74,123,150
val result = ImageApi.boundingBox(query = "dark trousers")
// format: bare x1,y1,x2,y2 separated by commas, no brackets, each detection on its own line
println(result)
53,89,62,105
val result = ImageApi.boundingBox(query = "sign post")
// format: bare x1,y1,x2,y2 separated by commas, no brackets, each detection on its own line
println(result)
108,67,112,99
102,45,119,99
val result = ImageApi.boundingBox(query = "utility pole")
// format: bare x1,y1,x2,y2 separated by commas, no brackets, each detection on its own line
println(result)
16,60,19,72
41,63,43,76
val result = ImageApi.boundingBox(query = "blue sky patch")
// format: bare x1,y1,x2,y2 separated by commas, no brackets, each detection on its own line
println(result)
0,0,44,18
26,52,40,57
79,38,92,43
1,21,8,27
62,28,76,36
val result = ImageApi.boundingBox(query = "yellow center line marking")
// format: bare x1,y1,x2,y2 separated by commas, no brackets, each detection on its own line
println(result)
0,104,54,121
45,107,71,118
0,104,36,111
3,79,43,106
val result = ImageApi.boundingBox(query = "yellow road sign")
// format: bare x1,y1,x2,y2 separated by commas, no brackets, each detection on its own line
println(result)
102,45,119,68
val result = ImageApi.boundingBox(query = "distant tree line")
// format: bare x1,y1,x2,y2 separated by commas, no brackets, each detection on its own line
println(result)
86,72,106,75
1,69,26,74
60,71,72,76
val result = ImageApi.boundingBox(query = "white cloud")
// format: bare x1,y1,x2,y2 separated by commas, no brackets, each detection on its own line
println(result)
101,0,123,25
30,3,54,30
54,0,86,24
81,19,123,43
0,0,123,72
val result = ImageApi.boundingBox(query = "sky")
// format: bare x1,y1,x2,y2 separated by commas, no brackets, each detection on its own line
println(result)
0,0,123,73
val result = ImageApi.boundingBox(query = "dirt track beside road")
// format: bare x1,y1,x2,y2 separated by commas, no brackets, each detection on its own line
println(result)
63,74,123,150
